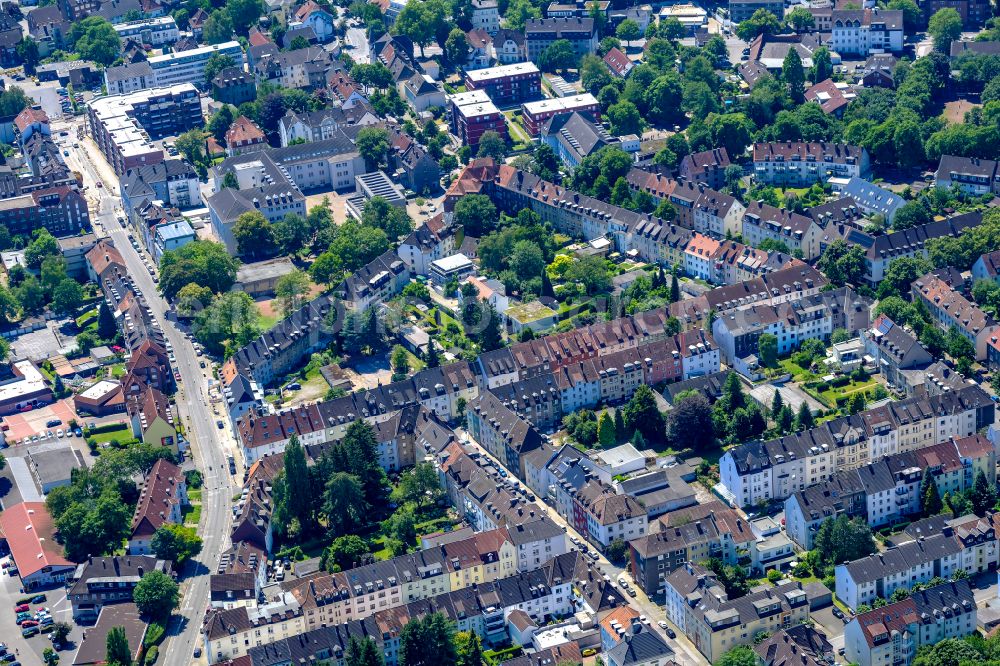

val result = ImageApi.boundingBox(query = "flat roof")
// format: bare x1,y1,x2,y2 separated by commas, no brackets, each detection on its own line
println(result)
522,93,599,115
430,253,473,272
0,361,48,404
78,379,121,401
449,89,492,106
147,41,242,65
465,62,540,82
236,256,297,283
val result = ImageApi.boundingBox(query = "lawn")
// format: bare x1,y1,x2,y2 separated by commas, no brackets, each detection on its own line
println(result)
778,358,816,382
183,502,202,527
87,425,131,445
815,379,878,408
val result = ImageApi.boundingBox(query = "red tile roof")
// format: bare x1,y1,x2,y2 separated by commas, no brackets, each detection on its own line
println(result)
14,107,48,133
131,459,184,538
226,116,266,147
0,502,72,577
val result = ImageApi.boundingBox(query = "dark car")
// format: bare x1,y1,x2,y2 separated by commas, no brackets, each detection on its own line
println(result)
832,608,843,619
30,595,46,604
194,648,202,658
45,419,61,428
216,420,224,429
666,627,676,639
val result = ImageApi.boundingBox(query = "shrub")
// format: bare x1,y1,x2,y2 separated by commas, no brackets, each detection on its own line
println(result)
144,622,166,648
144,646,158,666
813,382,830,392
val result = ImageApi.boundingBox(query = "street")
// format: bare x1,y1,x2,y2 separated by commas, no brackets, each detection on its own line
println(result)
454,427,711,666
55,116,239,666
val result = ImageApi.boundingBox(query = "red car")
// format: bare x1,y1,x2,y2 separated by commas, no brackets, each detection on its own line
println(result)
18,620,37,627
13,604,27,613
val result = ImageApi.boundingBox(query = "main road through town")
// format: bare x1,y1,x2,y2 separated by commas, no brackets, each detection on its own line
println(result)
57,117,238,666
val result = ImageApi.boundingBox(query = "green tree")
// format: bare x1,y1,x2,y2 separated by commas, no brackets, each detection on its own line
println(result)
735,9,781,41
565,255,611,294
888,0,923,30
69,17,120,66
878,256,932,299
538,39,577,74
476,130,507,161
795,402,814,430
920,468,943,516
273,434,315,538
598,411,616,448
817,239,866,286
782,48,805,102
232,211,276,260
393,0,443,56
811,46,833,82
616,19,640,44
159,241,239,300
398,612,457,666
106,626,132,666
16,38,40,75
928,8,962,53
25,229,58,268
227,0,265,32
812,515,877,567
786,7,815,31
444,27,469,65
151,524,203,565
452,194,497,237
623,384,664,443
606,538,627,563
455,631,483,666
132,570,179,620
322,472,366,539
606,100,642,136
716,646,757,666
51,622,72,646
345,636,385,666
324,535,371,572
204,53,235,86
971,469,997,514
203,8,234,43
758,333,778,367
356,126,390,170
52,279,83,316
274,270,310,317
668,392,714,451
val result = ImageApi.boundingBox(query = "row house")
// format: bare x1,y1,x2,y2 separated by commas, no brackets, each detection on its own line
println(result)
936,154,1000,196
845,211,981,286
466,391,544,479
834,533,965,610
752,142,871,189
711,286,873,365
783,434,995,549
627,501,753,602
711,241,805,286
664,563,810,663
237,361,478,463
913,272,998,361
844,580,977,666
571,479,648,548
679,148,731,190
741,200,823,260
128,458,187,555
905,512,1000,576
719,385,994,508
202,595,306,664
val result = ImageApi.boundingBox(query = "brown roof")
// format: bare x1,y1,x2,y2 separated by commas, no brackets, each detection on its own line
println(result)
86,239,125,279
14,106,48,133
73,603,147,666
226,115,266,147
130,458,184,538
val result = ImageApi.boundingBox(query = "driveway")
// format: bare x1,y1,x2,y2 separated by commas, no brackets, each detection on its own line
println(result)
0,562,83,666
810,605,846,654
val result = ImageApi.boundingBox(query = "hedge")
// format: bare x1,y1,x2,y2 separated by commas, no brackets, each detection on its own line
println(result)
144,646,158,666
144,622,166,648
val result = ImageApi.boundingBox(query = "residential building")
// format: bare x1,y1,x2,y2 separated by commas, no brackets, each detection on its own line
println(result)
69,556,171,621
521,94,600,136
679,149,730,190
541,112,619,170
493,29,527,63
0,502,74,589
113,16,179,46
719,385,994,507
664,563,810,663
753,141,871,187
935,155,1000,196
87,84,203,175
291,1,335,42
147,41,245,87
844,580,977,666
913,272,998,361
449,90,508,147
225,116,267,157
212,67,258,106
464,62,541,105
129,458,187,555
741,200,823,259
830,8,904,56
524,18,598,61
834,534,965,610
729,0,785,23
471,0,500,33
860,314,934,393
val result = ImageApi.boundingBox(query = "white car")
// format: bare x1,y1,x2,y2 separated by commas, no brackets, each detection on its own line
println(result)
56,429,63,438
658,620,668,629
640,615,649,625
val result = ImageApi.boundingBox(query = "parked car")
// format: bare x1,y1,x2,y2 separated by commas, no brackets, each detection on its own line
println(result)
30,595,46,604
657,620,667,629
19,620,37,627
666,627,676,639
13,604,28,612
21,626,37,638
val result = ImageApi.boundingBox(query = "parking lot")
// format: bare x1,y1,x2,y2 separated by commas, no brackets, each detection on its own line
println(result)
0,558,83,666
